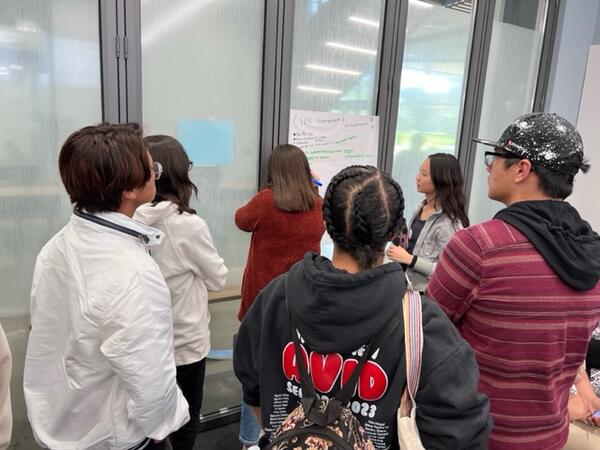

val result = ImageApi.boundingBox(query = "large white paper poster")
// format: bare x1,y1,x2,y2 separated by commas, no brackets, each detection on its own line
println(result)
288,109,379,257
288,109,379,190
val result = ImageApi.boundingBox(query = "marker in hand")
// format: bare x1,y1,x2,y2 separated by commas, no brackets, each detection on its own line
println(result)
311,170,322,187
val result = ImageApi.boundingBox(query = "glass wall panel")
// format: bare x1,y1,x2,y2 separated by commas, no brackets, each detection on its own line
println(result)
391,0,474,219
290,0,385,115
0,0,102,444
141,0,264,418
469,0,548,224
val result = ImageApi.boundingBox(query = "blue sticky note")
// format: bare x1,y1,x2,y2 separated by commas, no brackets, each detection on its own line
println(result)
177,119,234,166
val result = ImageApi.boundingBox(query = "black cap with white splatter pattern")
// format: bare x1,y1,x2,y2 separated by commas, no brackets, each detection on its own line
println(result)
473,113,585,175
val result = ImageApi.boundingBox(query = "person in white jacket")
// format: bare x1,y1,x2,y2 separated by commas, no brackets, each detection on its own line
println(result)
135,135,227,450
0,324,11,450
24,123,189,450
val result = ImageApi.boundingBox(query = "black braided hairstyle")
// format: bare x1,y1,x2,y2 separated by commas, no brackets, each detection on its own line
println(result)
323,165,405,270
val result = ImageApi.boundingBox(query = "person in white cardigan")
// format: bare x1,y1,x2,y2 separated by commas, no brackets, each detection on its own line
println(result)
135,135,227,450
387,153,469,292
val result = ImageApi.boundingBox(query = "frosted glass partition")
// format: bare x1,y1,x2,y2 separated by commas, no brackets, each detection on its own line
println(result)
141,0,264,288
141,0,264,419
290,0,385,115
0,0,102,316
0,0,102,444
391,1,474,218
469,0,548,224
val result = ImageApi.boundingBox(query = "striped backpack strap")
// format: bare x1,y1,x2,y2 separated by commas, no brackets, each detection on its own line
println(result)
400,285,423,415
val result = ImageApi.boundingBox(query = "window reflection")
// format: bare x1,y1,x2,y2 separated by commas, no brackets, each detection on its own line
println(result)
392,1,474,217
290,0,385,115
469,0,548,224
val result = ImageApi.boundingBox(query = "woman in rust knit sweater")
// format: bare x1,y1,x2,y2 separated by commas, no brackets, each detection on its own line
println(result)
235,144,324,322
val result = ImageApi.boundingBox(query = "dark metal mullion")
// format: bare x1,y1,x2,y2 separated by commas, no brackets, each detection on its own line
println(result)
276,0,295,149
457,0,496,208
376,0,408,174
259,0,294,189
99,0,120,123
123,0,129,121
258,0,279,189
533,0,560,112
124,0,143,124
98,0,106,120
116,0,127,123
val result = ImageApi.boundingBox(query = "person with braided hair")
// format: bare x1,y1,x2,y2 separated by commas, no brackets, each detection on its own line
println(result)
234,165,492,449
386,153,468,293
235,144,324,448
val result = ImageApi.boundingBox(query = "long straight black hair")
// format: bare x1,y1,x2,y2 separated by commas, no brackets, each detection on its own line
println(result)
144,135,198,215
429,153,469,227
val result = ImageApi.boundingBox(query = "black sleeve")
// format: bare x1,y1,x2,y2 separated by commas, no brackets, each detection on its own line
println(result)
233,290,265,407
415,299,493,449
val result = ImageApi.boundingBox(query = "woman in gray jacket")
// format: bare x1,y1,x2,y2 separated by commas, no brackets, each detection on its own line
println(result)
387,153,469,292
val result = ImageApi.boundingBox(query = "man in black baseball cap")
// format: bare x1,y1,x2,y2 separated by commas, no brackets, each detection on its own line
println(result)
474,112,588,202
425,112,600,449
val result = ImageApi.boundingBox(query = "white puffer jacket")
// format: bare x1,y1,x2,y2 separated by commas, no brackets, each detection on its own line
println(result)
24,211,189,450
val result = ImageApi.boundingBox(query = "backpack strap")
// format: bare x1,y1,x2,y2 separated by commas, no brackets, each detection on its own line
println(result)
285,280,403,426
399,287,423,416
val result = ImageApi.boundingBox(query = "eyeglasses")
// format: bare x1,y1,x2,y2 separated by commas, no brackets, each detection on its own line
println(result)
484,150,524,167
188,161,193,171
152,161,163,180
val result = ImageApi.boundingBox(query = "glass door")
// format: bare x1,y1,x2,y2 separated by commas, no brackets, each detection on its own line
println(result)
140,0,265,423
469,0,549,224
391,0,475,218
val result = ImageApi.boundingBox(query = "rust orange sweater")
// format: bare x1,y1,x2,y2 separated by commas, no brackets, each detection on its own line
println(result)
235,189,324,321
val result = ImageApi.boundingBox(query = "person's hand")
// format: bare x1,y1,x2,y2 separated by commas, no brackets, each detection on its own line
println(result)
568,394,595,422
590,398,600,426
387,244,413,265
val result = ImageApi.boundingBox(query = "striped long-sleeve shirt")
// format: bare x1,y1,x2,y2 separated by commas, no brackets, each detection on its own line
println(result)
426,218,600,450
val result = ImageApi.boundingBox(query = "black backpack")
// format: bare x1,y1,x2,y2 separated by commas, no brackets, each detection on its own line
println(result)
261,303,402,450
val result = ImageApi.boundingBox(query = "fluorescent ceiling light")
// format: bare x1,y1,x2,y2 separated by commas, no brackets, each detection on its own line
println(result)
326,42,377,56
409,0,434,8
297,85,342,94
348,16,380,28
305,64,361,76
16,20,39,33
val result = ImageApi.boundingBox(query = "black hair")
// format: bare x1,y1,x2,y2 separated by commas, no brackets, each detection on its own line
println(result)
503,156,590,199
323,165,405,270
143,135,198,214
429,153,469,227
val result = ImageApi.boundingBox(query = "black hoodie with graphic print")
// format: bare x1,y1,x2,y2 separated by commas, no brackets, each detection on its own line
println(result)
234,253,492,450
